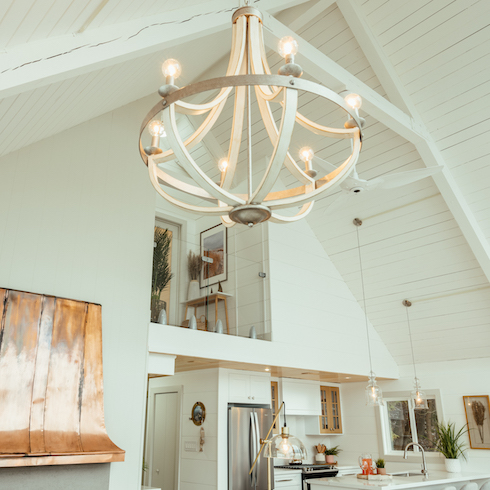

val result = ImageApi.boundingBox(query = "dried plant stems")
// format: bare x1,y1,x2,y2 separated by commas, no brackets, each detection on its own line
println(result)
188,251,202,281
472,401,486,444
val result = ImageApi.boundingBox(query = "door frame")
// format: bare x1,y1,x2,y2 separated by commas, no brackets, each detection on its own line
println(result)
144,384,182,489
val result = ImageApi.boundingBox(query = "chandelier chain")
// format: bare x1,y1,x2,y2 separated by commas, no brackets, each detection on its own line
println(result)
355,223,373,374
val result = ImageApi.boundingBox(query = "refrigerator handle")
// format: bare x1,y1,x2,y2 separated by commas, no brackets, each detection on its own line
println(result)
254,412,261,487
250,412,257,487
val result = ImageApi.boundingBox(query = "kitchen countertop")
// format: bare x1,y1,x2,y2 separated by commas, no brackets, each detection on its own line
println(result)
307,472,490,489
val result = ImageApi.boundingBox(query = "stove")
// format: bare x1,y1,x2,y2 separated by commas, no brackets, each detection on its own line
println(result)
275,464,339,489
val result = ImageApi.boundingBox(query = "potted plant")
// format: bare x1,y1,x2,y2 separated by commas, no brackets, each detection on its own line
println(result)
187,251,202,300
375,458,386,475
434,421,468,473
151,228,173,323
324,445,341,464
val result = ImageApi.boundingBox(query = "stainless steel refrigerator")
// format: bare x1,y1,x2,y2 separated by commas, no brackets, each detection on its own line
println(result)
228,404,274,490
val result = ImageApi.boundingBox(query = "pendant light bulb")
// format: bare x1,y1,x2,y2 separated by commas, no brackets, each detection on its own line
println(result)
365,372,384,407
411,377,428,410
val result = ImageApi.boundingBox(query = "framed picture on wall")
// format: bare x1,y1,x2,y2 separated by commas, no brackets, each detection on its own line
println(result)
463,395,490,449
200,224,227,289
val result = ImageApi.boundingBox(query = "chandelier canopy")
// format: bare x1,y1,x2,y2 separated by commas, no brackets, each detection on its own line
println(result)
139,6,364,227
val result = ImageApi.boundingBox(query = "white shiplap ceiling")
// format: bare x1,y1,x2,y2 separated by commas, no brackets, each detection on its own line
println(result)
1,0,489,367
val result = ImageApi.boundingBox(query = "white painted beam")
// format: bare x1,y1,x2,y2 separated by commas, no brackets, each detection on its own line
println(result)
334,0,490,283
0,0,311,100
336,0,417,116
277,0,337,32
261,12,430,143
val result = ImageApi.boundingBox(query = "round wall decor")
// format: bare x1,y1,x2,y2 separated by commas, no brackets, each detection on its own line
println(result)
191,402,206,426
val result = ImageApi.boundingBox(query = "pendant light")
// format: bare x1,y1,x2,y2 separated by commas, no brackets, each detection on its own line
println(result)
354,218,384,407
403,300,428,410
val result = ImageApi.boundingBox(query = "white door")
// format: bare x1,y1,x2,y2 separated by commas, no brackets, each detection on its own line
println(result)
151,392,179,490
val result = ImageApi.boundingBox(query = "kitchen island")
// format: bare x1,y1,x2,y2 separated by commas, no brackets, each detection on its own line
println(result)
308,472,490,490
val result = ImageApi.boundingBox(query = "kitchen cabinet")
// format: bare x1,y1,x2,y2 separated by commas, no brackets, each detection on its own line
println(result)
274,470,302,490
228,372,271,404
305,385,342,434
280,379,322,416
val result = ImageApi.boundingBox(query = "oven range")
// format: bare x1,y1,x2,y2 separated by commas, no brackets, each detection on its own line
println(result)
274,464,339,490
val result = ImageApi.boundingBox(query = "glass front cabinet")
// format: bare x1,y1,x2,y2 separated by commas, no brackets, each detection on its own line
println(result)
305,385,343,435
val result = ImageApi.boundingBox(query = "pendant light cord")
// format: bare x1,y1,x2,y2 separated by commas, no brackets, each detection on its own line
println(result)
405,304,418,380
355,224,373,374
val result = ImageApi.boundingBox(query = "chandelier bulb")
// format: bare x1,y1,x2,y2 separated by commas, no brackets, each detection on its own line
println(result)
345,93,362,110
148,120,166,137
299,147,314,163
278,36,298,58
162,59,182,79
218,158,229,172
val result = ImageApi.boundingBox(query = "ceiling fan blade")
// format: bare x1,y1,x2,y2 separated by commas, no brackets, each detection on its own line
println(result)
375,166,444,189
322,191,351,215
313,155,338,174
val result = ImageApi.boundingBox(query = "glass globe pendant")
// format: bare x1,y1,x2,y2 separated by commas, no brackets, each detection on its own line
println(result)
265,426,307,460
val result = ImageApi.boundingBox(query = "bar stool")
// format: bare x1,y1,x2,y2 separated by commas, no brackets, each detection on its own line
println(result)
460,483,478,490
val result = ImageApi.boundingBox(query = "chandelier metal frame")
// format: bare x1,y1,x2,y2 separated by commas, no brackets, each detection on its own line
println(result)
139,7,364,226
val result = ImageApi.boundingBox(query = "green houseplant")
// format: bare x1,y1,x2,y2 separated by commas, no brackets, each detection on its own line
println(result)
151,227,173,323
324,445,341,464
375,458,386,475
434,421,468,473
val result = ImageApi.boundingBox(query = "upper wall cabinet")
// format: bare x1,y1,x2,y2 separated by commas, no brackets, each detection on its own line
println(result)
228,372,271,405
305,385,342,435
280,379,321,416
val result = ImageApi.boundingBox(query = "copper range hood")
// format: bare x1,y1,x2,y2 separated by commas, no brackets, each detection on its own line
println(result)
0,288,125,467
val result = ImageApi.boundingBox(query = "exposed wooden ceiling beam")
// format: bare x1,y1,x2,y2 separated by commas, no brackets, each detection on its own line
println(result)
335,0,490,284
0,0,310,101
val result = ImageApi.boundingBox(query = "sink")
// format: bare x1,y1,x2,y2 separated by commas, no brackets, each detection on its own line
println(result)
392,472,424,477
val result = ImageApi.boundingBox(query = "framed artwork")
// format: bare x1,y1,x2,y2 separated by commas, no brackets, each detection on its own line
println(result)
200,224,227,289
463,395,490,449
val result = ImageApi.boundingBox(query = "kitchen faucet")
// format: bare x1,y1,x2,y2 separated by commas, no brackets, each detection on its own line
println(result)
404,442,429,478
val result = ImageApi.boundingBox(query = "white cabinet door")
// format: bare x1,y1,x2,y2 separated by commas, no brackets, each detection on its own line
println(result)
281,379,321,415
228,373,252,403
250,375,271,405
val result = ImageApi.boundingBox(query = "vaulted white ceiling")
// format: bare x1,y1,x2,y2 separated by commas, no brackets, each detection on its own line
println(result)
1,0,489,367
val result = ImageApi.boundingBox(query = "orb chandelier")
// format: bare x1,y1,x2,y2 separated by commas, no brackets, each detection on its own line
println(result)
139,5,364,227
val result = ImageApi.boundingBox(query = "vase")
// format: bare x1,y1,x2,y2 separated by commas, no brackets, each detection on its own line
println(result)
249,326,257,339
157,308,167,325
445,458,461,473
188,280,200,301
326,454,335,464
315,453,326,464
188,315,197,330
215,319,223,334
377,468,386,475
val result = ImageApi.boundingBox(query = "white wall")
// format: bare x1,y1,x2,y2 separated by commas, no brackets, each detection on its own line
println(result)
148,370,219,490
0,97,157,489
268,219,397,377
